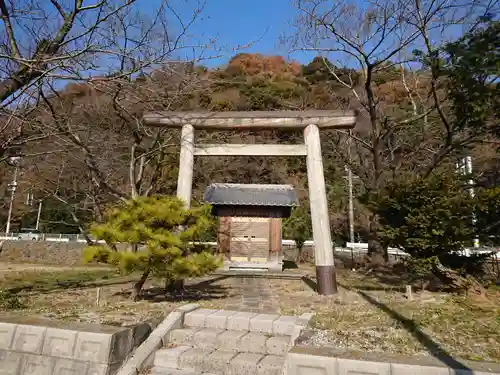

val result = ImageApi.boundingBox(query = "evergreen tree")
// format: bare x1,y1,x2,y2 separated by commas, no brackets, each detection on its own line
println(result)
83,196,222,300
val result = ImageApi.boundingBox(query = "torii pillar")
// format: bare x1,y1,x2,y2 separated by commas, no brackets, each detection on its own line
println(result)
142,110,357,295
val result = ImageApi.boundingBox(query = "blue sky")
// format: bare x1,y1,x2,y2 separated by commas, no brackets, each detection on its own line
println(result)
145,0,315,67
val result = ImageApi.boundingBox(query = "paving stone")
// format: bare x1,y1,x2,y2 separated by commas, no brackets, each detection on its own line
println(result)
226,312,258,331
178,347,212,372
249,314,280,334
228,352,265,375
192,328,224,350
237,332,268,354
201,350,237,374
272,316,297,336
184,309,218,329
20,354,55,375
265,336,290,356
0,323,16,350
204,310,237,330
52,358,87,375
12,324,47,354
257,355,285,375
216,330,247,353
338,358,391,375
0,349,22,375
42,328,78,358
169,328,200,346
154,346,192,369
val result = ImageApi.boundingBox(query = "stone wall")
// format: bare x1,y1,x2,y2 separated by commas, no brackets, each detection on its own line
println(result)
0,315,158,375
0,239,316,267
0,241,87,265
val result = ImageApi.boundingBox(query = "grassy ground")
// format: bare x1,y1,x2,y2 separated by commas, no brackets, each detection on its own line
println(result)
271,265,500,363
0,267,241,326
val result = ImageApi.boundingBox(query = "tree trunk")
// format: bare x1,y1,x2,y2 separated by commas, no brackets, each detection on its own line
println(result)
130,268,150,301
366,216,388,265
165,279,184,294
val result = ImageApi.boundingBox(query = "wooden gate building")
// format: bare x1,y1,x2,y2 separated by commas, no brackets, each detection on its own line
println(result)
204,183,298,271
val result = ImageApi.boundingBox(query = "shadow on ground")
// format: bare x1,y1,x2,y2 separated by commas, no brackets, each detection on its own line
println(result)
115,275,233,303
301,276,472,371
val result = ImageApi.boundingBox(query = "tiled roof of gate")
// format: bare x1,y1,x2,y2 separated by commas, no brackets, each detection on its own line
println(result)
204,183,299,207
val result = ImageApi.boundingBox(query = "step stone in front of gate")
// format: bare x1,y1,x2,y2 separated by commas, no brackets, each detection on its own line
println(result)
150,308,311,375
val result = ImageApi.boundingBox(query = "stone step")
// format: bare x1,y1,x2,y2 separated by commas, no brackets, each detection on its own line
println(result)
184,309,299,335
169,328,291,356
154,347,285,375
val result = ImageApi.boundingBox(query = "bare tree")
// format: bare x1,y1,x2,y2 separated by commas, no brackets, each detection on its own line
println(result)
0,0,216,169
290,0,499,261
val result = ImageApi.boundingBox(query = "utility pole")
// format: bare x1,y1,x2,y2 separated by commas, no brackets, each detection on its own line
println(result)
6,167,18,235
457,156,479,248
36,200,43,230
346,165,355,245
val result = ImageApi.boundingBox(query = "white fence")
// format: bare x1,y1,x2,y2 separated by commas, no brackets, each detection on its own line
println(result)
0,234,498,259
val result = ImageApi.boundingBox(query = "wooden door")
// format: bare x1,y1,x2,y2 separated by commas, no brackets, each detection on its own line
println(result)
230,217,270,262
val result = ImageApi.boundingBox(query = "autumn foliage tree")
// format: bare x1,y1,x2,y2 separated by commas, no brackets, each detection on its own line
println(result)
83,196,222,301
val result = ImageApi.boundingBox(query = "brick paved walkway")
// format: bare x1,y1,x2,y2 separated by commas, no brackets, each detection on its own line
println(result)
225,277,279,313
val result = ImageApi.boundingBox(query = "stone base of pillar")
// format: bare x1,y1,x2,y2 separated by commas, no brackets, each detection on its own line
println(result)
315,265,337,295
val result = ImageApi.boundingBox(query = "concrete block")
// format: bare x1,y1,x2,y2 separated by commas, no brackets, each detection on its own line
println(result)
216,330,247,353
154,346,192,369
0,350,22,375
338,358,390,375
226,312,258,331
257,355,285,375
237,332,267,354
42,328,77,358
178,347,212,372
272,316,297,336
20,354,55,375
175,303,201,314
296,313,314,327
184,309,217,329
0,323,16,350
131,337,163,372
286,352,337,375
201,350,237,374
249,314,280,334
53,358,87,375
150,311,183,343
86,362,118,375
12,325,47,354
74,328,131,364
204,310,237,330
391,363,450,375
228,352,265,375
266,336,290,356
192,328,223,351
150,367,201,375
169,328,200,346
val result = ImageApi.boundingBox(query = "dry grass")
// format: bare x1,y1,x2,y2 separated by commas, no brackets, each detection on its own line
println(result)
271,268,500,363
0,269,236,326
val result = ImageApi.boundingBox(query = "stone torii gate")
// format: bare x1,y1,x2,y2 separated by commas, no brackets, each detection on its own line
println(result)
143,110,357,295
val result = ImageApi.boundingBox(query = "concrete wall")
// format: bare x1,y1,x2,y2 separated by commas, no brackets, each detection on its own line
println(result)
0,315,158,375
286,346,500,375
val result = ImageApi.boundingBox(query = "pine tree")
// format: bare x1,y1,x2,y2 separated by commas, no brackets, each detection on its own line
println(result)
83,196,222,300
